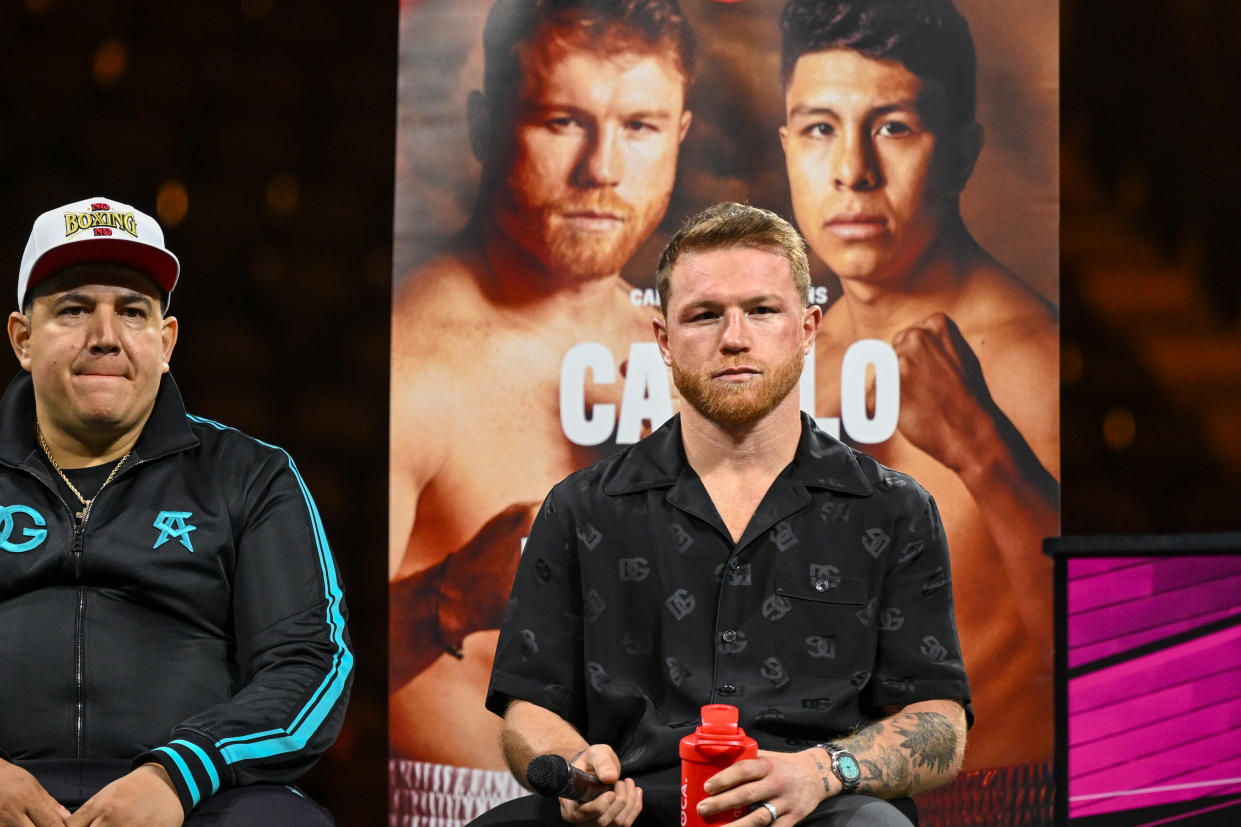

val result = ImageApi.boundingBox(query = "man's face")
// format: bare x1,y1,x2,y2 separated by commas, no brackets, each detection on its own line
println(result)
655,246,819,425
781,48,954,286
489,30,692,281
9,264,177,443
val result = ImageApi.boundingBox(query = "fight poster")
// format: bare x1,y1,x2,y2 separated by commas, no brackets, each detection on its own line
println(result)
389,0,1058,824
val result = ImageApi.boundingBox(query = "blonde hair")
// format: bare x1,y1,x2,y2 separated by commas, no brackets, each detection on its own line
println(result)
655,202,810,314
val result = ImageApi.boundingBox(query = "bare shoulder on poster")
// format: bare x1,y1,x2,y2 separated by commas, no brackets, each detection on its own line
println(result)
559,338,900,447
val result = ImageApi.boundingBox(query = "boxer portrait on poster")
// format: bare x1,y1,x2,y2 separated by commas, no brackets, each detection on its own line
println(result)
388,0,1057,823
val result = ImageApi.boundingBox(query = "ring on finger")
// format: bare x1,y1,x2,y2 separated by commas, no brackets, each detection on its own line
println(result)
761,801,778,824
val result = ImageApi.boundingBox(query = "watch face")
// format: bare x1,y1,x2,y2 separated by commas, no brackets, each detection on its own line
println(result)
839,754,860,780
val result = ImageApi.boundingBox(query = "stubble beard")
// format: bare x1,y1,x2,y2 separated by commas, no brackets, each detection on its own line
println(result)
672,348,805,426
502,186,669,281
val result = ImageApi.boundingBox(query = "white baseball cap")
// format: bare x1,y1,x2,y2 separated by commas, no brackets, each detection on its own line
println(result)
18,196,180,309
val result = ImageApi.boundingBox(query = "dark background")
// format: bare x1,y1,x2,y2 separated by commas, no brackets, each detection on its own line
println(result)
1,1,394,823
2,1,1239,825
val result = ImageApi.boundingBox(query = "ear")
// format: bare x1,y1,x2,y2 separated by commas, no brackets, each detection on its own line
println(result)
160,315,179,373
467,90,492,164
942,121,983,197
653,315,671,366
802,303,822,355
8,311,32,372
677,109,693,144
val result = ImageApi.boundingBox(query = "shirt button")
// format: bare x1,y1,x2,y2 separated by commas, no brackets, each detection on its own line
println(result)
719,684,736,695
728,558,741,570
721,630,737,643
815,579,831,592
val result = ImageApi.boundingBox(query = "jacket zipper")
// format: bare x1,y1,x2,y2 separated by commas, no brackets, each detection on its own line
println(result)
72,510,86,757
69,463,129,760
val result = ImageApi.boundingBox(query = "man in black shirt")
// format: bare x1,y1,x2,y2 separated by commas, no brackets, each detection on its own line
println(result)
482,202,970,826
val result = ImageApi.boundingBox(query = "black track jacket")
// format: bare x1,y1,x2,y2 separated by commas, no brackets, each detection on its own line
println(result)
0,372,353,815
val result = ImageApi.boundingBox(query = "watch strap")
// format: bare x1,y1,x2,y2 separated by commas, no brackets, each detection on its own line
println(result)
816,742,861,794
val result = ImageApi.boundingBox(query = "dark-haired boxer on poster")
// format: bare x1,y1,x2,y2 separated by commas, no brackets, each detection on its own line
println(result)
779,0,1059,812
388,0,695,811
472,202,970,827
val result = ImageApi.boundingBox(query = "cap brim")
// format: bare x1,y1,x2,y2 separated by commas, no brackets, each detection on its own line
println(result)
26,237,179,299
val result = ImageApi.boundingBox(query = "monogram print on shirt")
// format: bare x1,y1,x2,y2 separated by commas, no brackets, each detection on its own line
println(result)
801,697,833,711
532,557,552,584
665,589,696,620
760,657,789,688
762,593,793,621
922,567,949,597
898,539,925,565
882,678,915,696
665,656,692,687
618,557,650,582
622,632,652,655
862,528,891,558
769,521,798,551
850,670,871,687
544,683,572,711
856,598,878,626
755,708,786,725
820,502,852,523
586,661,610,691
584,589,607,623
716,561,753,586
809,563,841,592
520,629,539,659
576,523,603,550
879,608,905,631
805,635,837,659
666,523,694,553
921,635,949,661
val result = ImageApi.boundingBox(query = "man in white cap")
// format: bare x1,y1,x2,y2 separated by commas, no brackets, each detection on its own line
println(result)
0,197,352,826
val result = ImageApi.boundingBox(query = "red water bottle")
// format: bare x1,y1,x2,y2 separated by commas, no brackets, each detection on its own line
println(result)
680,704,758,826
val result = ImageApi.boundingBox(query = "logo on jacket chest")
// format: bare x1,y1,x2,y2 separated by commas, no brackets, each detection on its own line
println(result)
153,511,197,551
0,504,47,553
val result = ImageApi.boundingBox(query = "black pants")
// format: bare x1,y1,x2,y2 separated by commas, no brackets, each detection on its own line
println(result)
467,767,916,827
22,759,335,826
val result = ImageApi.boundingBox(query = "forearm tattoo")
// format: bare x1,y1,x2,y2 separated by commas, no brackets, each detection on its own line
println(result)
895,712,958,775
813,756,831,795
842,711,957,797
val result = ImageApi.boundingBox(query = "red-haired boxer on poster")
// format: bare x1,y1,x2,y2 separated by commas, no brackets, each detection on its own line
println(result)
779,0,1059,814
388,0,695,812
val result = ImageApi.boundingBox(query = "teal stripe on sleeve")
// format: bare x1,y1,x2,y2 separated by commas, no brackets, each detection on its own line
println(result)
171,739,220,795
154,745,202,807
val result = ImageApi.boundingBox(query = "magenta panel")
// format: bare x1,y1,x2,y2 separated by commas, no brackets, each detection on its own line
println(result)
1066,555,1241,820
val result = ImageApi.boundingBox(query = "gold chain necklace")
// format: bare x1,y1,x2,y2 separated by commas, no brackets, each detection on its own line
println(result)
36,421,132,521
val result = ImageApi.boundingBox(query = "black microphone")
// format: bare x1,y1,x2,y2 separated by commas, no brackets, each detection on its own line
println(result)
525,754,610,801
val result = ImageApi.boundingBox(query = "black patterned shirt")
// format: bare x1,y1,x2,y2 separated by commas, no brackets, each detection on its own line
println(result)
486,413,971,774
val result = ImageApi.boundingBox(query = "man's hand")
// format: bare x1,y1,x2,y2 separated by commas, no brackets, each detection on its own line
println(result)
0,759,70,827
390,501,537,689
890,312,996,473
557,745,643,827
440,502,538,637
697,750,829,826
64,765,182,827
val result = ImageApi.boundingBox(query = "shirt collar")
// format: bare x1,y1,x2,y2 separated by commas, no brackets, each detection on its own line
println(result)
603,412,874,498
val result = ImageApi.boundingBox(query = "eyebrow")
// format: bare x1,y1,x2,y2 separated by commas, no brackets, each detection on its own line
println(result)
52,290,154,310
787,99,921,120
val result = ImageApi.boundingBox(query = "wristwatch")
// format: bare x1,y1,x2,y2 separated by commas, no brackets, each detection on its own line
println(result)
817,742,861,794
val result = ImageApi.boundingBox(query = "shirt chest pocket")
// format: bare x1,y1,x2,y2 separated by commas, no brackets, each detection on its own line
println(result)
773,568,874,679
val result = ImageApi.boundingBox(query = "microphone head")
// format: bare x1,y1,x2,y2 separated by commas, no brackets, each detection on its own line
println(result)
527,754,572,797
